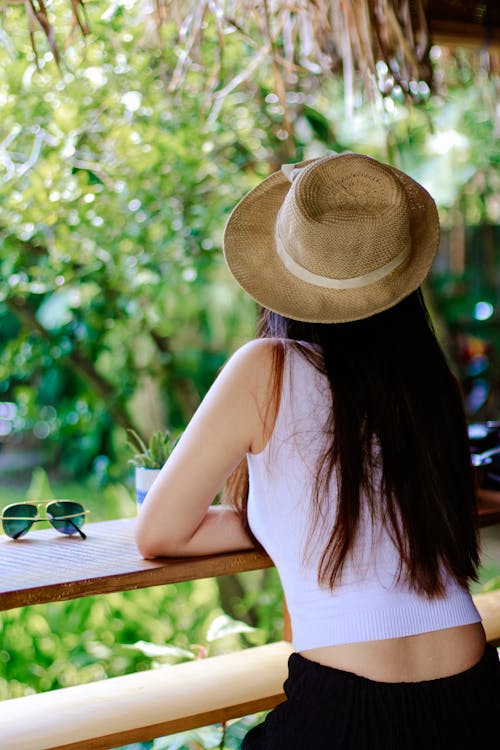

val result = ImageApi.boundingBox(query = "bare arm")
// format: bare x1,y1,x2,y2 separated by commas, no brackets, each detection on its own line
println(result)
134,339,274,558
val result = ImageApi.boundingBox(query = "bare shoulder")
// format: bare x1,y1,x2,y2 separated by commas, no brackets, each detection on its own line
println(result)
231,337,282,359
226,338,282,383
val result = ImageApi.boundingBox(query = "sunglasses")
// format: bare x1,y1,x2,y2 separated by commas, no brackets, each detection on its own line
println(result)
1,501,90,540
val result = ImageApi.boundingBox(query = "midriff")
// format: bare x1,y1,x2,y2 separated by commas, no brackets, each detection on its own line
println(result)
300,622,486,682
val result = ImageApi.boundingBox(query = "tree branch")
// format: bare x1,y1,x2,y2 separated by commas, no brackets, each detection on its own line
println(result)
6,297,144,439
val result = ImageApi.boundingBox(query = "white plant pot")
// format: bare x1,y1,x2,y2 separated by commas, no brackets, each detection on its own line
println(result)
135,467,161,512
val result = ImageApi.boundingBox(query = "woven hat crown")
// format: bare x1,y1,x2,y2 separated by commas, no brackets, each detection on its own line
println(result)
277,156,411,284
223,152,440,323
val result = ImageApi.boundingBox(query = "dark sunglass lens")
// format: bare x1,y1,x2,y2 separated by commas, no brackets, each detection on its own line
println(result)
47,501,86,535
2,504,37,539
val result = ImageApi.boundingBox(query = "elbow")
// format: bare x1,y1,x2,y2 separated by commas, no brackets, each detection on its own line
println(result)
135,531,159,560
134,520,164,560
137,545,158,561
134,522,189,559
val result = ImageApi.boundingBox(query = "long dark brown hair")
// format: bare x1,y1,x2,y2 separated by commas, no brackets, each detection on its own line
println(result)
224,289,480,597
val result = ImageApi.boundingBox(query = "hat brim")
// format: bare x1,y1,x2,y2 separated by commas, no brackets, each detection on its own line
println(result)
223,154,440,323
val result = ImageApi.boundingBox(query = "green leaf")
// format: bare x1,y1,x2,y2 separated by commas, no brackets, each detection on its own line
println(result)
36,289,76,329
153,724,223,750
224,714,265,748
206,614,258,643
302,104,335,144
126,429,150,458
480,577,500,593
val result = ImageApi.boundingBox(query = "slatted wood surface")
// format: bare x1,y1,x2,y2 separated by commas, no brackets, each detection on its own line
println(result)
0,518,272,611
1,491,499,612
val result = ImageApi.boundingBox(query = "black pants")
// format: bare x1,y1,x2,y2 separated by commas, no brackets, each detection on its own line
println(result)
242,644,500,749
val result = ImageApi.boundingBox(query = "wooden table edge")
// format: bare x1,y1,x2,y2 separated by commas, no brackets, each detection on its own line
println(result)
0,541,273,611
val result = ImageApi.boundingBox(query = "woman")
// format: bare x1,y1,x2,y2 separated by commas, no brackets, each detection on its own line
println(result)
135,153,500,748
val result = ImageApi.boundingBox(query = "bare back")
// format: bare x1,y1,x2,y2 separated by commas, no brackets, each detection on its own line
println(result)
301,623,486,682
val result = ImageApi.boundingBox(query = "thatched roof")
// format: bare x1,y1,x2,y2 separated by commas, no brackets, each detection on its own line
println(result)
6,1,500,103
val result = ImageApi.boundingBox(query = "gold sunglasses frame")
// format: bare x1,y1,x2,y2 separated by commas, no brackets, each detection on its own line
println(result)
1,500,90,540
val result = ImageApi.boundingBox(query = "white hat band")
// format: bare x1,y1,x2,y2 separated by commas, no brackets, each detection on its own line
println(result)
275,226,411,290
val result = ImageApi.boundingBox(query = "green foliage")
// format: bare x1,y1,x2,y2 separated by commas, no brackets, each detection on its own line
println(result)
0,585,210,698
0,467,136,522
150,714,266,750
0,580,282,701
0,0,260,477
25,466,54,501
154,725,223,750
477,576,500,593
127,429,181,469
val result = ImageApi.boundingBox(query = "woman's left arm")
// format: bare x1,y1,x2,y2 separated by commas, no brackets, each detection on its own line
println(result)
134,340,272,559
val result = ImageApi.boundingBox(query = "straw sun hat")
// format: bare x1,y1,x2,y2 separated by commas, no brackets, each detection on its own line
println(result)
223,152,440,323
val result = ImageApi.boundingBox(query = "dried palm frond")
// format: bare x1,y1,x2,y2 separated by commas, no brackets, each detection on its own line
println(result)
154,1,433,102
3,1,498,112
3,0,89,67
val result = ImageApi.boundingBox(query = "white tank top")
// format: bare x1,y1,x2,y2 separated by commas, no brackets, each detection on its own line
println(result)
246,344,480,651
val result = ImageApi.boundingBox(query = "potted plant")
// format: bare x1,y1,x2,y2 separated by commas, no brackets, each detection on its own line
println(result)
127,429,181,511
